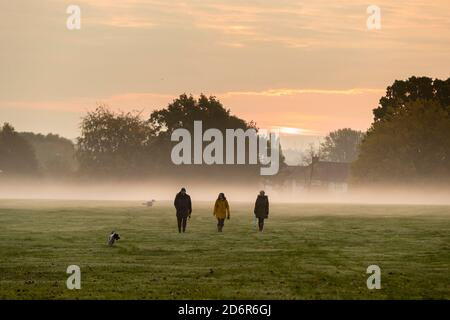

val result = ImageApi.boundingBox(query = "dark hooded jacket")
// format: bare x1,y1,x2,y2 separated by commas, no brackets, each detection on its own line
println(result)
174,192,192,217
254,195,269,218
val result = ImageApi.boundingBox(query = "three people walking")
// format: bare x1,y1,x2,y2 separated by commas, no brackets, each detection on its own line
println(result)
173,188,269,233
213,193,230,232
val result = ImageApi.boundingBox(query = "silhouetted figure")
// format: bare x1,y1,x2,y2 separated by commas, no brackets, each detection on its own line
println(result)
213,193,230,232
174,187,192,233
254,190,269,232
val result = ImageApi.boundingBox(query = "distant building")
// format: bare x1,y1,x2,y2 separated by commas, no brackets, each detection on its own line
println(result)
271,157,351,193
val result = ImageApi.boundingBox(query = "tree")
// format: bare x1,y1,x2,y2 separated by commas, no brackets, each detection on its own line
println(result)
320,128,365,163
0,123,39,176
150,93,256,136
76,106,155,178
20,132,77,177
373,76,450,121
300,143,320,165
352,99,450,184
149,94,253,166
149,94,285,179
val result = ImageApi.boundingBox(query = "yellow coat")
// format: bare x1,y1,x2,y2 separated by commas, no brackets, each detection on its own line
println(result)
213,199,230,219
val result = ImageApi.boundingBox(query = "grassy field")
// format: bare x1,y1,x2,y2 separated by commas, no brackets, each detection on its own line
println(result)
0,199,449,300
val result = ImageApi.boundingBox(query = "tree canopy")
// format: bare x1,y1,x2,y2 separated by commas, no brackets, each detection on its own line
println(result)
353,76,450,185
149,94,272,180
149,93,256,136
353,99,450,184
320,128,364,163
21,132,77,177
75,95,270,180
76,106,155,178
0,123,39,176
373,76,450,121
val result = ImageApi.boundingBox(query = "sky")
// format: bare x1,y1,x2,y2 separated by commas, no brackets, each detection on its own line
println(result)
1,0,449,141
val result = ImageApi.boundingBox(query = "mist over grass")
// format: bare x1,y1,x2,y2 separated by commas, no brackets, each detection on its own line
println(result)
0,178,450,205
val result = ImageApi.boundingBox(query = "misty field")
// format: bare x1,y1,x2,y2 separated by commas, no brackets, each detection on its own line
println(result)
0,199,449,300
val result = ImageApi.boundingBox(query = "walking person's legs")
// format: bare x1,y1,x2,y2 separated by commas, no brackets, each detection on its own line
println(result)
177,215,183,233
258,217,264,232
182,216,188,233
217,218,224,232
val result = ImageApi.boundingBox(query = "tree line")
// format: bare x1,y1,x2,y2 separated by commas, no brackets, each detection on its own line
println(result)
0,123,76,177
0,94,275,182
313,76,450,185
353,76,450,185
1,76,449,185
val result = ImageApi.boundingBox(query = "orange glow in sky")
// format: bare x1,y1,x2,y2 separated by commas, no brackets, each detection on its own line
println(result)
1,0,449,138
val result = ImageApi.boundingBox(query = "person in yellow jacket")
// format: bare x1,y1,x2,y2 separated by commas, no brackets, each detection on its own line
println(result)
213,193,230,232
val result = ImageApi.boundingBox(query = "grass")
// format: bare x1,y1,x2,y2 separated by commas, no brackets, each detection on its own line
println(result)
0,199,449,299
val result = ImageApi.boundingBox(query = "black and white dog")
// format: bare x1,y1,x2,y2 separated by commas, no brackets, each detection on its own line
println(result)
107,231,120,246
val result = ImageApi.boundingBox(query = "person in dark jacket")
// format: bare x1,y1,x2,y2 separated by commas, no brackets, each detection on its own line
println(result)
254,190,269,232
174,187,192,233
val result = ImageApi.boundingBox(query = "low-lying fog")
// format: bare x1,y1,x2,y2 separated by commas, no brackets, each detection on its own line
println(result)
0,179,449,205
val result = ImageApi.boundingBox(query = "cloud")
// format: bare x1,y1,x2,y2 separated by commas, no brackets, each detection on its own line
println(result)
0,86,383,138
69,0,450,49
222,88,384,97
2,0,449,138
